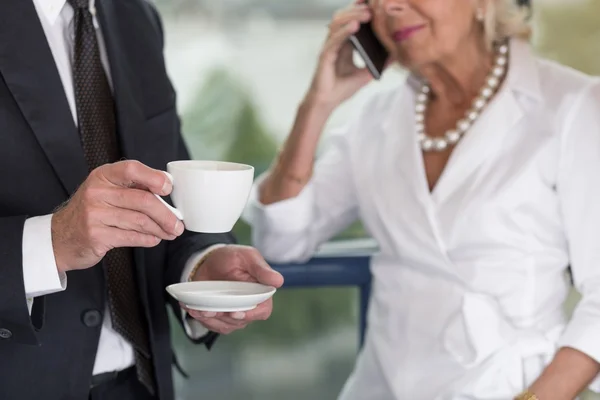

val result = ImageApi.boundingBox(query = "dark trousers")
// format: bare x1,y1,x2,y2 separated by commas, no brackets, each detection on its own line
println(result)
89,367,157,400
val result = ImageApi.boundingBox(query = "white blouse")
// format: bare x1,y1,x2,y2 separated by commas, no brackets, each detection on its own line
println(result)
244,39,600,399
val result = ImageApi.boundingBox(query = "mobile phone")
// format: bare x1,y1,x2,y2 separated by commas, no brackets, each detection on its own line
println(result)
349,22,389,80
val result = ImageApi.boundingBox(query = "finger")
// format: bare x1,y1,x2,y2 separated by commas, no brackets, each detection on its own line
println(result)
99,160,172,196
104,187,183,236
247,252,284,288
104,226,162,249
193,317,247,335
213,314,250,326
323,21,362,61
180,304,218,318
242,300,273,321
187,305,270,323
186,309,220,319
187,309,248,326
99,207,176,241
329,7,371,34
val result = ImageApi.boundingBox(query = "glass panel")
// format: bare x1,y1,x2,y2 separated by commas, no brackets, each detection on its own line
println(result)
154,0,407,244
153,0,600,399
170,288,359,399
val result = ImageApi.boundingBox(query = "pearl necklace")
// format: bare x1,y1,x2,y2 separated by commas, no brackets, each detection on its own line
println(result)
416,42,509,152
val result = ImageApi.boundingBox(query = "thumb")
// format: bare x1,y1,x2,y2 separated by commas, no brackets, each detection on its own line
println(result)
250,258,284,288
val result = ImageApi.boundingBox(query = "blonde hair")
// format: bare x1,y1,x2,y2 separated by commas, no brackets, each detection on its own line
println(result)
483,0,531,47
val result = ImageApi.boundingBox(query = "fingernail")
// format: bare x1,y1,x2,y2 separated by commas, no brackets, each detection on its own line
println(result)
162,171,174,194
175,220,184,235
232,312,246,320
202,312,217,318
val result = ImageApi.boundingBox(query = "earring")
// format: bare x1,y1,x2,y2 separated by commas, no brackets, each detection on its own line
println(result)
476,8,485,22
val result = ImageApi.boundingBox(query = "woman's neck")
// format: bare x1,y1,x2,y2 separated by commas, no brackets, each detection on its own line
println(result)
418,37,494,107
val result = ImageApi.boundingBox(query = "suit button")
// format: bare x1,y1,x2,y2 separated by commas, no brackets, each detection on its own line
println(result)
0,328,12,339
82,310,102,328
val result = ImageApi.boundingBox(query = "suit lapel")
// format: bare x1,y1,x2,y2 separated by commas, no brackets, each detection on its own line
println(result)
96,0,145,162
0,0,88,195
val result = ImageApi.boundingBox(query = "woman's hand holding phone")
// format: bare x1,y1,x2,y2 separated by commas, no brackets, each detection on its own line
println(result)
304,0,374,114
261,2,376,205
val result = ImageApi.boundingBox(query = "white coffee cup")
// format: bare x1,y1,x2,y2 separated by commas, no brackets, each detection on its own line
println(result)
154,160,254,233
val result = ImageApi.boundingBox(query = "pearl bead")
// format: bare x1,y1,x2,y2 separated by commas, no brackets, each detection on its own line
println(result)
417,40,508,152
458,119,471,132
434,139,448,151
493,66,504,77
421,138,434,151
446,130,461,143
435,138,448,150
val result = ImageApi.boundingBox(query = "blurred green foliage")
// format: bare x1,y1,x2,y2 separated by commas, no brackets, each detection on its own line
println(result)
180,68,277,245
180,68,357,346
169,2,600,396
180,67,369,246
534,0,600,76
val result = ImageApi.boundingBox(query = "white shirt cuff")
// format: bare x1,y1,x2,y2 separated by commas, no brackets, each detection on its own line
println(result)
179,244,227,339
22,215,67,300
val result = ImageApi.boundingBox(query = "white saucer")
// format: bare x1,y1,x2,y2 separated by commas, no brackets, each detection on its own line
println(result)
166,281,277,312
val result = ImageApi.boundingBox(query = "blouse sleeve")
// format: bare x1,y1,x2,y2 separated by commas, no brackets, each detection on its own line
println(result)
243,128,360,263
556,79,600,389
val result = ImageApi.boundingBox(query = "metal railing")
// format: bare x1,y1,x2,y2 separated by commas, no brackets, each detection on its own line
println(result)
269,239,377,347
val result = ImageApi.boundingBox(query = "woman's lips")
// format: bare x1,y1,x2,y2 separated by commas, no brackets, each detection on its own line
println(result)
392,24,425,42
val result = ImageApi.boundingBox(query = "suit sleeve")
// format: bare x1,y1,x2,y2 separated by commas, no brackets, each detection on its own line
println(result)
0,216,45,346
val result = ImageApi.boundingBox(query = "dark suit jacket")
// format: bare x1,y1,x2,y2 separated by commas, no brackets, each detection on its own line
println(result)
0,0,233,398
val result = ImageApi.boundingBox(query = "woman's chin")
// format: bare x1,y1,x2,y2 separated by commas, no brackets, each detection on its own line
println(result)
396,56,430,73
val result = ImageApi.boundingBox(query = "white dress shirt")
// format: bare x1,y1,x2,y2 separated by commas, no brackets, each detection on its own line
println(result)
245,39,600,399
25,0,209,376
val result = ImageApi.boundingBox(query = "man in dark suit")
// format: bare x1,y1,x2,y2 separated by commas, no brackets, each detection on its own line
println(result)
0,0,283,399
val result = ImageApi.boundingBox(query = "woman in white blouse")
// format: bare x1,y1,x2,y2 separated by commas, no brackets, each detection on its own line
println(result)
244,0,600,398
